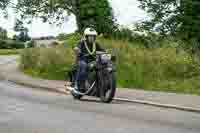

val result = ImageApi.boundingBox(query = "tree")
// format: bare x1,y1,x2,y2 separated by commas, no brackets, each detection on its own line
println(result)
0,27,7,39
17,28,30,42
14,19,30,42
74,0,116,35
57,33,68,40
0,0,10,10
11,0,116,35
14,19,24,32
137,0,180,33
137,0,200,42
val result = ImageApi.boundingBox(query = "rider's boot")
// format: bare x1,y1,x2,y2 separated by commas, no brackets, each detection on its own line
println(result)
74,82,79,91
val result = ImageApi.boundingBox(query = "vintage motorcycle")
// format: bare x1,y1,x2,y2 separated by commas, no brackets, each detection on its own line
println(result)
67,51,116,103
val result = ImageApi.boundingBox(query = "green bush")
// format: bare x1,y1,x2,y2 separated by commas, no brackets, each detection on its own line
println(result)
57,33,82,48
0,39,24,49
110,28,192,50
111,27,134,41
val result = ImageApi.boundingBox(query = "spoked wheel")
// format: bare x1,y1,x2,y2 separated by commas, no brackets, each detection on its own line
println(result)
71,78,94,100
69,68,83,100
100,73,116,103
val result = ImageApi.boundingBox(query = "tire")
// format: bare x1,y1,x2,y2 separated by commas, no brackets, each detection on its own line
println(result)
71,90,83,100
100,72,116,103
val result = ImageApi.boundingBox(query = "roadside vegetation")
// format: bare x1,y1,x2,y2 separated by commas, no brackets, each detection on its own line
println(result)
20,33,200,95
0,49,23,55
0,39,24,55
0,26,29,55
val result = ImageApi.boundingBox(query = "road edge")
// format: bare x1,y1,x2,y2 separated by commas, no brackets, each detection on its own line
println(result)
7,79,69,95
4,74,200,113
114,98,200,113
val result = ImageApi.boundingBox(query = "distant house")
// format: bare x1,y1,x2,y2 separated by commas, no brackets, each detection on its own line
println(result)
32,37,64,48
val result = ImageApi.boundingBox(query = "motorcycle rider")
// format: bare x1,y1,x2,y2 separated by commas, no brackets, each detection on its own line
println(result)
73,27,105,91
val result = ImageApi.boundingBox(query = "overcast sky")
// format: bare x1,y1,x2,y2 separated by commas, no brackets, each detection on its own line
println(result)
0,0,148,38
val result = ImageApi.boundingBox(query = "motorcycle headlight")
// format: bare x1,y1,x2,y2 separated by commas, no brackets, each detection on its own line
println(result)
101,54,112,61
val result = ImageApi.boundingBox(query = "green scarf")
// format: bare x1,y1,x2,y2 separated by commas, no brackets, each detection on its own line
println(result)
84,41,96,55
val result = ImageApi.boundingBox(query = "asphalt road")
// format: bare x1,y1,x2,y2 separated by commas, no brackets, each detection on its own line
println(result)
0,81,200,133
0,55,18,65
0,56,200,133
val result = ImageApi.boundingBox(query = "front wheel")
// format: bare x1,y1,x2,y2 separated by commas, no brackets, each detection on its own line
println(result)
100,73,116,103
71,90,83,100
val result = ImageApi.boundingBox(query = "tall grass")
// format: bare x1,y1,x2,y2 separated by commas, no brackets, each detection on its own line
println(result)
20,47,74,80
98,37,200,94
19,37,200,95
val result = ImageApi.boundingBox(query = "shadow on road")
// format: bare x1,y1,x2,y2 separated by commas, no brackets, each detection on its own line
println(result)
79,97,125,105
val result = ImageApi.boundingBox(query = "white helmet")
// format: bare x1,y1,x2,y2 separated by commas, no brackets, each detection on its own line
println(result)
84,27,97,36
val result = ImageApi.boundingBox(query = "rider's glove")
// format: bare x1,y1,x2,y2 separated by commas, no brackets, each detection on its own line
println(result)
74,47,81,55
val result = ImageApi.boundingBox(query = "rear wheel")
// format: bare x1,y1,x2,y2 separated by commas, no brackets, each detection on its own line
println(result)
100,72,116,103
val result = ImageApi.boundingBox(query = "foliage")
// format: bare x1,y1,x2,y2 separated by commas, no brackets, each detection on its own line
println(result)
75,0,116,35
57,33,69,40
0,39,25,49
3,0,116,35
111,27,135,42
137,0,180,33
137,0,200,43
15,31,31,42
57,32,81,47
109,26,186,49
0,0,10,11
13,19,31,42
14,19,24,32
0,27,7,39
20,34,200,95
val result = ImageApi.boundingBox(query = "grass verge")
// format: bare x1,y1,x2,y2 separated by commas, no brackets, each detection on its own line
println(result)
0,49,23,55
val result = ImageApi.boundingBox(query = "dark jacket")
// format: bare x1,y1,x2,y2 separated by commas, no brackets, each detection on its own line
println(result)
74,41,105,62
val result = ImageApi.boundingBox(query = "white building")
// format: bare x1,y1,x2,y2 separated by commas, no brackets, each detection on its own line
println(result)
31,37,64,48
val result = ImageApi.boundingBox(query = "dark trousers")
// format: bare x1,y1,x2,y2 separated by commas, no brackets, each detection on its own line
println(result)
75,60,88,89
